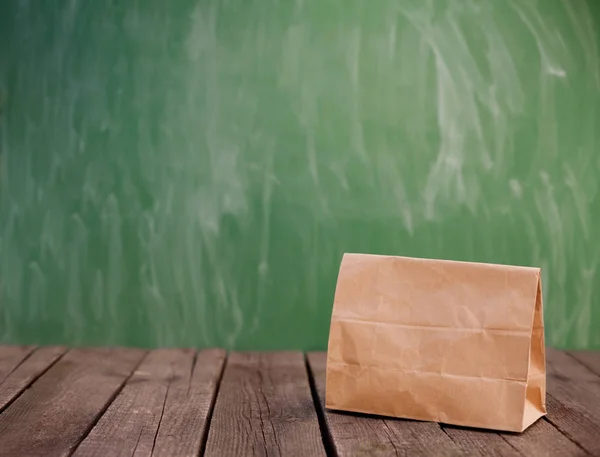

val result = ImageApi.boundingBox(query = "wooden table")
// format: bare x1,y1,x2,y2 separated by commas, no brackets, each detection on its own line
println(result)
0,346,599,456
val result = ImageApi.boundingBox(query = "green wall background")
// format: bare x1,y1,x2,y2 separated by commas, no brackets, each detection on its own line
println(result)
1,0,599,350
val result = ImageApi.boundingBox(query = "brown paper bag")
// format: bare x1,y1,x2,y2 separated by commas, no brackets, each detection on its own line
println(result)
325,253,546,432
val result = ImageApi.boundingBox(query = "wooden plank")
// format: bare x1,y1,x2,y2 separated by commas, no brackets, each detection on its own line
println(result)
543,348,600,454
500,418,587,457
441,426,521,457
568,351,600,377
543,394,600,456
0,347,145,457
0,346,67,412
0,345,36,383
307,352,462,457
547,348,600,387
152,348,225,457
73,348,225,457
205,351,325,457
72,349,192,457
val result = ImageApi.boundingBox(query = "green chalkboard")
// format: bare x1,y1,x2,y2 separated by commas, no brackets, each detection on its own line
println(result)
1,0,599,350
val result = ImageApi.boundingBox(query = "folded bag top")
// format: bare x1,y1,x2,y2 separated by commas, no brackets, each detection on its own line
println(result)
325,253,546,432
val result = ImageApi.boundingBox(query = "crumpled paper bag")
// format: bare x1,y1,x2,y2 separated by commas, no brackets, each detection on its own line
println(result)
325,253,546,432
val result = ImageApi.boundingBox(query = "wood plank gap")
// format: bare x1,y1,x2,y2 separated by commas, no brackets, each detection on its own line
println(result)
440,424,523,456
72,348,187,457
543,417,590,456
73,348,225,456
541,408,594,456
151,348,226,456
0,345,37,384
205,352,326,456
186,350,199,398
441,425,524,457
132,427,145,456
497,432,533,457
543,348,600,454
542,392,600,455
498,435,526,457
381,420,402,457
198,350,227,457
565,351,600,378
304,353,337,457
500,420,588,457
0,347,146,456
1,347,36,381
67,349,150,457
0,346,68,413
490,384,590,456
150,383,170,455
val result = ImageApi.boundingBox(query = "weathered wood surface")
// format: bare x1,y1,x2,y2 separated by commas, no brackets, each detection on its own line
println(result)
0,346,66,412
0,346,598,456
151,349,226,457
73,348,225,457
204,352,326,457
542,348,600,455
0,347,145,457
0,345,36,385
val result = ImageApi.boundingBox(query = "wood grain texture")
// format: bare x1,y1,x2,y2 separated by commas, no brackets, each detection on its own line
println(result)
500,418,586,457
152,348,225,457
307,352,461,457
73,349,193,457
568,351,600,377
0,347,145,457
205,351,325,457
0,347,598,456
74,348,226,457
544,395,600,456
0,345,36,383
441,426,521,457
543,348,600,454
0,346,67,412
